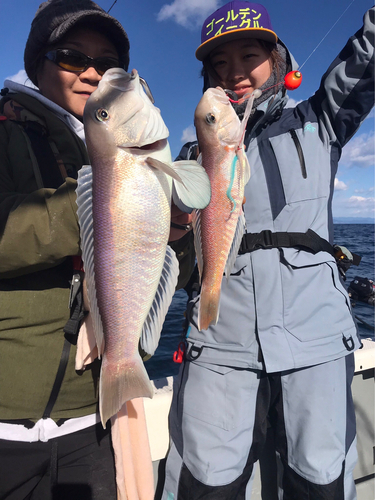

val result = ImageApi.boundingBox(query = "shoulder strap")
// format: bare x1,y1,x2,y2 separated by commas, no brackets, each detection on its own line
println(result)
42,265,86,419
42,338,71,419
239,229,335,256
64,269,86,345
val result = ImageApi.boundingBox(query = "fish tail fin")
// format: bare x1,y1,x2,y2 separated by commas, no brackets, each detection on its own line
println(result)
99,354,154,427
198,285,221,331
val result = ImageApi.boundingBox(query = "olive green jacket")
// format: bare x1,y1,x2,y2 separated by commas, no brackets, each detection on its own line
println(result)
0,86,193,421
0,89,100,421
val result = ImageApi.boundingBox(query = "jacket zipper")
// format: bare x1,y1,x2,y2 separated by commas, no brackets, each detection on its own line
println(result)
289,129,307,179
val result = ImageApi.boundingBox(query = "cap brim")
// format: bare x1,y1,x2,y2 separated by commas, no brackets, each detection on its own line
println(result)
50,12,130,63
196,28,278,61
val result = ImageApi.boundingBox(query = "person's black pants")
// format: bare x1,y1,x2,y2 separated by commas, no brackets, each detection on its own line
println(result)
0,423,116,500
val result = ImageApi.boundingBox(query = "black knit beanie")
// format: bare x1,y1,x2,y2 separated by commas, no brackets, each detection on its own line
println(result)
24,0,130,86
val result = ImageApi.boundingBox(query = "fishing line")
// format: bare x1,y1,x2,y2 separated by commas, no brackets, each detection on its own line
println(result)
107,0,118,13
298,0,356,71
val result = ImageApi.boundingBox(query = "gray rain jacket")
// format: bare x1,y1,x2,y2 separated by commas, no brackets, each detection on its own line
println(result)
185,8,374,373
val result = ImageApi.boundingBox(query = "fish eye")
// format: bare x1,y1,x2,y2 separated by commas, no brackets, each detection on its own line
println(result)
95,108,110,122
206,113,216,124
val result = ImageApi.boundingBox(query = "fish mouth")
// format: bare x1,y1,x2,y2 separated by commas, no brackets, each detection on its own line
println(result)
123,138,168,154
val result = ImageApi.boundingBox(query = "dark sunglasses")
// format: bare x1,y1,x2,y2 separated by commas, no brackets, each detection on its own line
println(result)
44,48,123,76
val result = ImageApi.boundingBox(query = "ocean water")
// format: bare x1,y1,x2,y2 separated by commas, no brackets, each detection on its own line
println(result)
333,224,374,337
145,224,375,380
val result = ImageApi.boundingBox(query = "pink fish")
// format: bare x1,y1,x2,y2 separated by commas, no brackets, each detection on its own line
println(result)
76,69,210,426
193,87,256,331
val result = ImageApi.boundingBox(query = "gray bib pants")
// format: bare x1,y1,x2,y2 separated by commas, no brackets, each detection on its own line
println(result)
163,354,357,499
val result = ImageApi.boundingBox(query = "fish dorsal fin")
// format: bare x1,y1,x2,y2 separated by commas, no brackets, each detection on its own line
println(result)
171,160,211,213
140,245,179,355
224,211,246,278
145,156,183,183
192,209,203,284
76,165,105,356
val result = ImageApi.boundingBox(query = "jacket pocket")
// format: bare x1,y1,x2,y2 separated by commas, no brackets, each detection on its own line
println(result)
289,128,307,178
180,362,257,430
187,254,258,352
280,248,355,342
269,129,330,204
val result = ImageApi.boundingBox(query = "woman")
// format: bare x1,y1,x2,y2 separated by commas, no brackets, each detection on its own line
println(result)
163,2,374,499
0,1,191,498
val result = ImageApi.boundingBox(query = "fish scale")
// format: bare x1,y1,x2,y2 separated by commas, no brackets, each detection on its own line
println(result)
93,157,169,373
197,147,244,329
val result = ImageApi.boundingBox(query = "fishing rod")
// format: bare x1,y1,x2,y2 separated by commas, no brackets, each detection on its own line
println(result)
107,0,117,13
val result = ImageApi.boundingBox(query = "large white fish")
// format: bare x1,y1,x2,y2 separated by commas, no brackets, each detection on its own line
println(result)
193,87,257,331
76,68,210,426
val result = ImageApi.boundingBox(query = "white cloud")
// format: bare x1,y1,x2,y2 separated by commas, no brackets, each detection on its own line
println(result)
181,124,196,143
333,194,375,218
341,131,375,168
347,195,375,214
334,178,347,191
5,69,37,89
354,186,374,194
157,0,220,28
346,196,374,214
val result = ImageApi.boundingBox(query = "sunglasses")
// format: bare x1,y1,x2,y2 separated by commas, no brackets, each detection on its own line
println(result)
44,48,122,76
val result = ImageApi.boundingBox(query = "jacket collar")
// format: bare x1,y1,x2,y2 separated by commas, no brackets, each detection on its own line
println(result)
2,80,85,144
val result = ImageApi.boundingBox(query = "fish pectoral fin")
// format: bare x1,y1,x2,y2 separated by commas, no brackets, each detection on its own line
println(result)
171,160,211,212
237,148,251,185
76,165,105,357
140,245,179,356
145,157,183,183
224,211,246,278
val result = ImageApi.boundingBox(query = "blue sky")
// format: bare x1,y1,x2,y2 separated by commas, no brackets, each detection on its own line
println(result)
1,0,373,219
